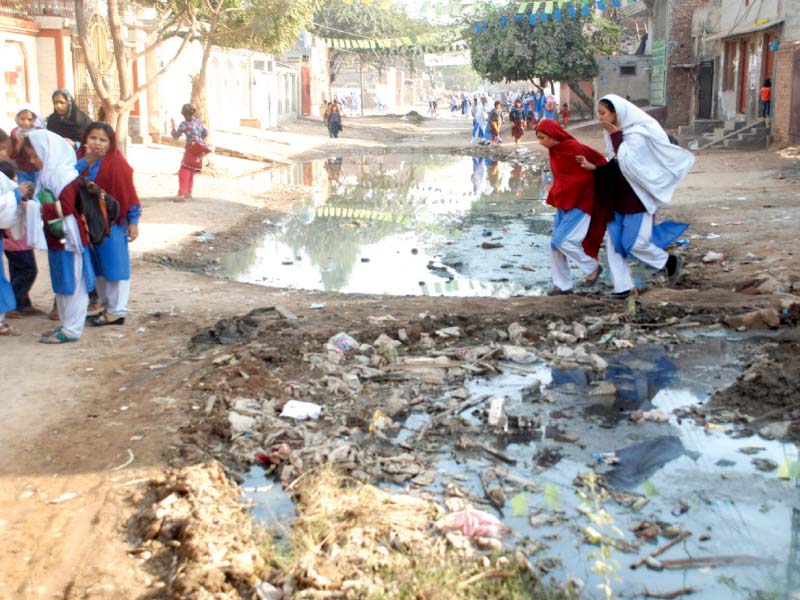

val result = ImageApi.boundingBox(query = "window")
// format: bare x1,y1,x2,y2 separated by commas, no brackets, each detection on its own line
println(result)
620,65,637,75
722,40,736,91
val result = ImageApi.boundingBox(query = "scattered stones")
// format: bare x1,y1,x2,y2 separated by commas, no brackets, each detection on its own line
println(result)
589,381,617,396
702,251,724,263
724,308,781,330
752,458,778,472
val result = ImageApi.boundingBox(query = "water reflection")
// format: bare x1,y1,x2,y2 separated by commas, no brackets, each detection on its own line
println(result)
218,153,570,297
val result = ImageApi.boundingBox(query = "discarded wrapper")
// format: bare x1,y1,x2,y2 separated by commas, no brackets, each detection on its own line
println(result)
280,400,322,420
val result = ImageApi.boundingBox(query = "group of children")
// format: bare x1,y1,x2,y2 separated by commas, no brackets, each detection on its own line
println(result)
474,93,572,146
536,94,694,299
0,90,142,342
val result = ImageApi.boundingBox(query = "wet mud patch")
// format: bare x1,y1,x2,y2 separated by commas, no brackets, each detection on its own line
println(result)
708,328,800,439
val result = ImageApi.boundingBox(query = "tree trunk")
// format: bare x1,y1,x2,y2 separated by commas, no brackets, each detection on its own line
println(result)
191,9,217,127
567,80,594,116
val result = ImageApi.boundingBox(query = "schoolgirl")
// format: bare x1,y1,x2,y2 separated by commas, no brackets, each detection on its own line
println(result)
536,119,606,295
22,130,95,343
76,122,141,326
171,103,209,201
576,94,692,299
509,99,526,144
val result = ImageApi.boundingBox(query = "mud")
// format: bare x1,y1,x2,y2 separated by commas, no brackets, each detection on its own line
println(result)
708,328,800,436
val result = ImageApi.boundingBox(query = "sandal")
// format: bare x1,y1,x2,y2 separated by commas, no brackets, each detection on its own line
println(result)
39,331,79,344
40,326,63,338
90,312,125,327
87,303,104,316
581,265,603,288
0,323,21,336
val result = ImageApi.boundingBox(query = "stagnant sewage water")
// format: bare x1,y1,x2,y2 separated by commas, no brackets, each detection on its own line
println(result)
242,329,800,599
220,153,561,297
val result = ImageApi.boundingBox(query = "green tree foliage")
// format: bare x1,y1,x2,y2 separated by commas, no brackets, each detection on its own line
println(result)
463,4,620,108
190,0,321,124
313,0,435,84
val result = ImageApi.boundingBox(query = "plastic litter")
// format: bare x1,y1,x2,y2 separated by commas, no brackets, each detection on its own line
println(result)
328,332,359,353
280,400,322,420
435,507,508,539
593,451,619,465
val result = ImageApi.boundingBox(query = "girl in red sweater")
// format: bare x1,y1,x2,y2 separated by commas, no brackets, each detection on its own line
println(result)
536,119,606,294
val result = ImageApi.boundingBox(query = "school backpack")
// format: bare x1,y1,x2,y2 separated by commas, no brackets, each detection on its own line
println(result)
76,177,120,247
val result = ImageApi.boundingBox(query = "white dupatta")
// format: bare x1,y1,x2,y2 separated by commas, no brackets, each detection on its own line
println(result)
600,94,695,214
27,130,81,251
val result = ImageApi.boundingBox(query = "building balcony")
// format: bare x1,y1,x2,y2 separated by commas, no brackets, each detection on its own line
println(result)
0,0,75,20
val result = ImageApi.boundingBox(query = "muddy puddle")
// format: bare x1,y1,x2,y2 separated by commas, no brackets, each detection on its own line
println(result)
244,329,800,598
218,153,562,297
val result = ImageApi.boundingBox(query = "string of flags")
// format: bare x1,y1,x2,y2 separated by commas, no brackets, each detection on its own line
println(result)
474,0,630,32
322,30,465,51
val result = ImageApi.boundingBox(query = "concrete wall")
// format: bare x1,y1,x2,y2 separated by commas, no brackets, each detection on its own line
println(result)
597,55,652,104
0,17,42,131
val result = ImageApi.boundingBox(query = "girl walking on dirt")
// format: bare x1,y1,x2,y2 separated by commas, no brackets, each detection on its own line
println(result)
510,99,525,144
576,95,692,300
489,101,503,145
22,130,95,343
535,119,606,295
76,122,141,326
327,103,343,139
171,104,210,202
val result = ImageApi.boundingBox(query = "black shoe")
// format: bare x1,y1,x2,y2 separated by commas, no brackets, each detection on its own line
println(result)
665,255,682,286
547,288,573,296
606,290,631,300
581,265,603,288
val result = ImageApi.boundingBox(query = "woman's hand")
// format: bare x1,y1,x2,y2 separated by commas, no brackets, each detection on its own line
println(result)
575,155,597,171
127,223,139,242
601,121,622,134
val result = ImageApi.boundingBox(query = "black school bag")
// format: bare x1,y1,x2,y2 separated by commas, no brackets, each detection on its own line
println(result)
76,177,120,247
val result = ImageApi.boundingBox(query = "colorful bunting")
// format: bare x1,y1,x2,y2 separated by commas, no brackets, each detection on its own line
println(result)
567,4,576,18
501,15,507,26
529,12,537,24
553,7,561,19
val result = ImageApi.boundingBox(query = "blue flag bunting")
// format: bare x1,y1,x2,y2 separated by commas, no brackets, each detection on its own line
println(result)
596,0,606,10
568,4,576,17
612,0,621,6
553,7,562,19
529,12,538,25
541,11,549,20
514,13,523,21
474,22,481,32
581,4,589,15
501,15,507,26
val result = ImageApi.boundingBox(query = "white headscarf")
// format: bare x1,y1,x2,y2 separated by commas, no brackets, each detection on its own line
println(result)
0,170,17,196
600,94,695,214
27,129,78,198
15,103,45,130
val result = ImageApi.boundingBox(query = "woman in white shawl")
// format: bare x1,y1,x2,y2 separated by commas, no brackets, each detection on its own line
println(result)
577,94,694,299
21,130,95,343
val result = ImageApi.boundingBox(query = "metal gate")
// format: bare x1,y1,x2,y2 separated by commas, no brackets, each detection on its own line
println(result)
790,46,800,144
697,60,714,119
71,13,120,121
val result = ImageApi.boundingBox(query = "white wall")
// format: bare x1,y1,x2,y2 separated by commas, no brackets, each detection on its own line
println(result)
1,30,41,131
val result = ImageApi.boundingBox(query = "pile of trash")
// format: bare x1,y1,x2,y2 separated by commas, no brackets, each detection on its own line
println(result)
258,467,567,600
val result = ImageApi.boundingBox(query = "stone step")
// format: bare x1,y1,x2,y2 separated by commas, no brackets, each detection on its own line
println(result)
724,118,747,130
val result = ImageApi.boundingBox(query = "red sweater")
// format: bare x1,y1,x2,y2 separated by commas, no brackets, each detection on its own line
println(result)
41,179,89,250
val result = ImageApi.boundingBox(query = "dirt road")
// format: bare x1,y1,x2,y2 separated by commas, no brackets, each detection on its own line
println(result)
0,114,797,599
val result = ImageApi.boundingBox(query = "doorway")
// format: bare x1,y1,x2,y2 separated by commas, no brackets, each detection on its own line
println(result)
697,60,714,118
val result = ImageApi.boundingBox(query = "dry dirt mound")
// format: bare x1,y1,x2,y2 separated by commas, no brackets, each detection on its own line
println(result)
129,461,268,599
